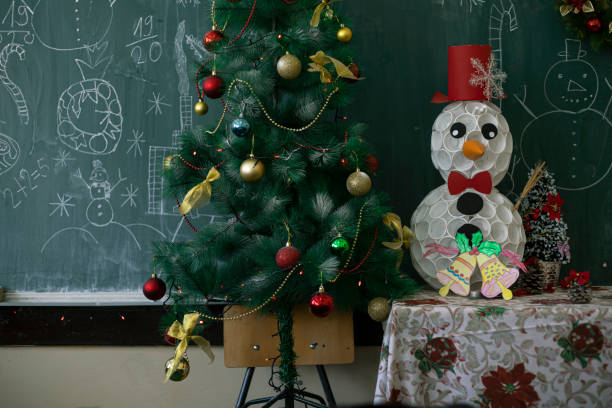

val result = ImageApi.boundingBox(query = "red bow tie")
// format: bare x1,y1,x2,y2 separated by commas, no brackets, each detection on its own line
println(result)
448,171,492,195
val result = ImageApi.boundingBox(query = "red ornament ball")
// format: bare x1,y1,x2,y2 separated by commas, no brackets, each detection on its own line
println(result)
365,153,378,174
203,75,225,99
275,245,301,269
343,62,360,83
586,17,602,32
143,274,166,300
309,291,334,317
203,29,225,51
164,327,177,345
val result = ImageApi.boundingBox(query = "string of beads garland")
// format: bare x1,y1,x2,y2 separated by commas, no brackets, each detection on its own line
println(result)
328,202,367,283
199,263,301,321
205,78,340,134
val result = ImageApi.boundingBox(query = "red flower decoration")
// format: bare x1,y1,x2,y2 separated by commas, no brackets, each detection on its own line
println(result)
542,193,564,220
481,363,539,408
561,270,590,287
564,0,587,10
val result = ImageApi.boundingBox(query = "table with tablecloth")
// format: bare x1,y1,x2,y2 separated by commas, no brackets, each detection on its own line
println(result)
374,287,612,407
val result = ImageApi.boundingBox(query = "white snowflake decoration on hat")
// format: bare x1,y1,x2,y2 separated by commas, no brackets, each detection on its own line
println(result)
469,57,507,100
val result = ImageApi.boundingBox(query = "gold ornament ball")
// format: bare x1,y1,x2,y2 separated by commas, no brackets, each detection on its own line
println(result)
194,99,208,116
346,170,372,196
240,157,265,182
368,297,391,322
164,356,190,382
337,25,352,43
277,52,302,80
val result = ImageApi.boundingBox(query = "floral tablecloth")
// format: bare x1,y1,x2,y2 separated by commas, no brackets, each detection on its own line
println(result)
374,287,612,407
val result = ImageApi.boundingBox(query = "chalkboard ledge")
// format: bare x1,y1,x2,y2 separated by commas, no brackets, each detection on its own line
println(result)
1,291,158,306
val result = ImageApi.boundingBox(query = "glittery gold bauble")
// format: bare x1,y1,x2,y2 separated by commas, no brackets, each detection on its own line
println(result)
194,99,208,115
276,52,302,80
346,170,371,196
337,25,352,43
368,297,391,322
163,155,175,171
164,356,190,382
240,156,265,182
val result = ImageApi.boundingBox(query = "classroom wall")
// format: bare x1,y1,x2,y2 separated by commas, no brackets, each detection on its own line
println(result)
0,346,381,408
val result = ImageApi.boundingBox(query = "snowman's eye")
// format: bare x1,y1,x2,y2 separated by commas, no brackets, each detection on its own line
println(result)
481,123,498,140
558,74,564,79
450,122,466,139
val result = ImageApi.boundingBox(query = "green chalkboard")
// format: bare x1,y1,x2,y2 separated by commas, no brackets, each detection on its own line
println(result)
0,0,610,300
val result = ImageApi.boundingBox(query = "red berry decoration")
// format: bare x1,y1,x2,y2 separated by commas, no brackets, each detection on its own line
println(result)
586,17,602,32
275,245,301,269
309,287,334,317
203,74,225,99
343,62,360,83
203,29,225,51
365,153,378,174
143,274,166,300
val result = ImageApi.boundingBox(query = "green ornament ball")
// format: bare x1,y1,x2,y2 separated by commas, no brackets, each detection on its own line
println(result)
330,236,350,256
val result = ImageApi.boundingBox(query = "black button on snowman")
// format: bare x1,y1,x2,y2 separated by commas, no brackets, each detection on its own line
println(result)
410,45,526,300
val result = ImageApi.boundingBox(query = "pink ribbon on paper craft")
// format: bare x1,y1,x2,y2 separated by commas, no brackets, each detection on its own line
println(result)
557,241,571,262
423,243,459,259
500,249,527,272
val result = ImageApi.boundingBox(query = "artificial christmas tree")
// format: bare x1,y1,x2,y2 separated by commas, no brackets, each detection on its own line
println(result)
149,0,417,396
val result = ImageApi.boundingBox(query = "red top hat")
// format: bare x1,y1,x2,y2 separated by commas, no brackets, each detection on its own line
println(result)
431,45,506,103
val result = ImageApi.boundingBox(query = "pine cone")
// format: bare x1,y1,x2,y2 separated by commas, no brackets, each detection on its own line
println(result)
516,268,547,295
568,283,592,304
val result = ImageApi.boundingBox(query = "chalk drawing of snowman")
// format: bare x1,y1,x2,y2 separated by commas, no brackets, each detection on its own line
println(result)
83,159,122,227
516,39,612,191
41,160,165,253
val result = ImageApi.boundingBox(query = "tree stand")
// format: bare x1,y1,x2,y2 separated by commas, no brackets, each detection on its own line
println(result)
224,304,354,408
234,365,336,408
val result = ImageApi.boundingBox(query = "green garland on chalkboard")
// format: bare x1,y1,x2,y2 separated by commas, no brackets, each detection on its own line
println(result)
555,0,612,51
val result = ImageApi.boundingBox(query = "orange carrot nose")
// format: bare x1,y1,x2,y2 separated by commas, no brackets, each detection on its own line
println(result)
462,140,486,160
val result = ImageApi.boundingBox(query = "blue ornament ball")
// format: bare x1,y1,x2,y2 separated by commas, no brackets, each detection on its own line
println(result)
231,117,250,138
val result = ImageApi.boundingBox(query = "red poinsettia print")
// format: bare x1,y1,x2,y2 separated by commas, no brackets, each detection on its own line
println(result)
564,0,587,11
479,363,539,408
542,193,564,220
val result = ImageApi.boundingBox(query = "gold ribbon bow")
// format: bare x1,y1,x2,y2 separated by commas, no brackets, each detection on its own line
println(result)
307,51,361,83
382,212,414,250
560,0,594,16
179,167,220,215
164,312,214,383
310,0,337,27
609,21,612,34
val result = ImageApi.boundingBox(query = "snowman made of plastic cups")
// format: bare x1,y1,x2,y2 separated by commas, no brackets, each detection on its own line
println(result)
409,45,527,300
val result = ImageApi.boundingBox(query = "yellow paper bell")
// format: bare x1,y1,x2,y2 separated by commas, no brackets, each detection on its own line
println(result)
307,51,361,83
178,167,220,215
164,312,214,383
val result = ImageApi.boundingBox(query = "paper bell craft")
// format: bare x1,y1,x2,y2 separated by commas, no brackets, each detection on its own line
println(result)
431,44,507,103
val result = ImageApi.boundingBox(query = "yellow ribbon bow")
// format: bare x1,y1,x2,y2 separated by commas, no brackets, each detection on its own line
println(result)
179,167,220,215
382,212,414,250
164,313,214,383
559,0,594,16
307,51,361,83
310,0,337,27
382,212,414,269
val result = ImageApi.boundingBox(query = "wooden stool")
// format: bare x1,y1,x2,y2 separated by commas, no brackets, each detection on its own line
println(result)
224,304,354,408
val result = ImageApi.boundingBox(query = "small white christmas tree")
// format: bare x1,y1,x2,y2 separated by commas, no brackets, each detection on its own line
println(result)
519,168,570,263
